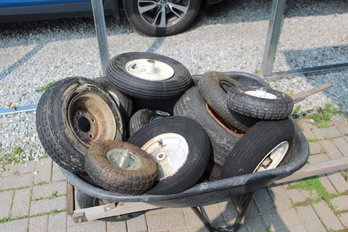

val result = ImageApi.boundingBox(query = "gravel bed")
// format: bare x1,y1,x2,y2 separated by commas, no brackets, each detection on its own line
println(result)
0,0,347,163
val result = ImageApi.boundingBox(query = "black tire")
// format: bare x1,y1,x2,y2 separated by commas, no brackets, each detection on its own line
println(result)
198,71,268,131
128,109,169,136
123,0,201,36
221,119,295,178
85,140,157,195
36,77,124,173
227,86,294,120
76,190,144,221
173,87,240,166
131,96,179,115
95,77,133,121
106,52,192,99
128,116,211,195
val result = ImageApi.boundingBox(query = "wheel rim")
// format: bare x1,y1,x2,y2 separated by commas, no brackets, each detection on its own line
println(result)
68,93,117,147
125,59,174,81
106,148,141,170
245,89,277,99
137,0,190,27
141,133,189,181
253,141,289,173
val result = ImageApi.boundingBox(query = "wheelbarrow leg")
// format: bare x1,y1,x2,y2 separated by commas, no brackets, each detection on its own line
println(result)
191,192,254,232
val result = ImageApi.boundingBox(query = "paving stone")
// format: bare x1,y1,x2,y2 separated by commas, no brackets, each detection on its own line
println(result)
29,215,48,232
300,121,316,140
146,208,187,232
188,226,209,232
0,190,13,218
218,201,238,225
11,188,31,217
331,195,348,211
0,173,33,190
276,224,307,232
262,208,301,230
333,116,348,135
296,205,326,232
245,215,267,232
286,188,309,205
1,161,36,177
338,212,348,228
0,218,29,232
34,158,52,184
126,213,147,232
243,198,260,218
32,181,66,200
183,208,205,228
312,128,325,140
333,137,348,156
323,126,341,138
312,201,344,231
320,140,343,159
308,154,329,164
48,212,66,232
67,221,106,232
52,163,66,182
319,176,337,194
107,221,126,232
30,196,66,215
309,142,323,155
269,185,292,210
327,172,348,193
202,204,226,227
253,188,276,214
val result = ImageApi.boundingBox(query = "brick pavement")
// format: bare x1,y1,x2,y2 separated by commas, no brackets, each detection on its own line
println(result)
0,116,347,232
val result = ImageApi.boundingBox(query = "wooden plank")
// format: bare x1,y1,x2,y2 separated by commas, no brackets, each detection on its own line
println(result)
274,157,348,185
66,183,75,216
292,82,332,103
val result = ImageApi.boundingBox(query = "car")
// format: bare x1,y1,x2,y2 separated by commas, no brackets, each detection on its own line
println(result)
0,0,223,36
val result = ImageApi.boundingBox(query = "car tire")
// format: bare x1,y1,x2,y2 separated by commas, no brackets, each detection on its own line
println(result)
123,0,202,36
221,119,295,178
76,190,144,221
95,77,133,121
85,140,158,195
128,109,169,136
106,52,192,99
36,77,124,173
173,87,241,166
227,86,294,120
128,116,211,195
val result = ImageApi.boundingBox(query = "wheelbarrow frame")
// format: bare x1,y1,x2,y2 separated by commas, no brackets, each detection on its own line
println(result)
62,123,309,231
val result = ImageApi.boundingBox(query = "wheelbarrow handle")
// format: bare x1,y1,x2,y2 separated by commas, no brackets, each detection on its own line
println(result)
292,82,332,104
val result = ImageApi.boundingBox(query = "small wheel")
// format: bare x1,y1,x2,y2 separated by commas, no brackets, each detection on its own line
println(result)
85,140,157,195
106,52,192,99
173,87,240,166
76,190,144,221
36,77,124,173
221,119,295,178
123,0,202,36
227,86,294,120
128,116,211,194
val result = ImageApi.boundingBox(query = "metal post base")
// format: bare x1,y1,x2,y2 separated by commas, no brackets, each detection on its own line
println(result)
191,192,254,232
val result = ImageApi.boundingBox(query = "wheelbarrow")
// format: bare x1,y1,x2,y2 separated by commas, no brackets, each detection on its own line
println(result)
62,122,309,232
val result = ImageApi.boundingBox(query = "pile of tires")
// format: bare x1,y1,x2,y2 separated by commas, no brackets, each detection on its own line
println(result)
36,52,295,215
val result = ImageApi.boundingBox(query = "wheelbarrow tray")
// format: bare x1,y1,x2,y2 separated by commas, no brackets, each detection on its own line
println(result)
62,123,309,208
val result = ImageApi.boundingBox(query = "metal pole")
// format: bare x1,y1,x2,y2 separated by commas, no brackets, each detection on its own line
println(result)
261,0,287,77
91,0,110,76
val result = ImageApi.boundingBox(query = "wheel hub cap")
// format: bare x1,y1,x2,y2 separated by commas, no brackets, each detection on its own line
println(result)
125,59,174,81
245,89,277,99
254,141,289,172
106,148,141,170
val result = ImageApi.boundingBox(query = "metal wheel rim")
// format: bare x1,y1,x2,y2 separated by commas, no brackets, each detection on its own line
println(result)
138,0,190,28
141,133,189,181
245,89,277,99
68,93,116,147
253,141,289,173
106,148,141,170
125,59,174,81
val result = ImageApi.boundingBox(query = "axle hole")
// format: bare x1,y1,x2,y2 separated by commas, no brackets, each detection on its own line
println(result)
78,117,91,133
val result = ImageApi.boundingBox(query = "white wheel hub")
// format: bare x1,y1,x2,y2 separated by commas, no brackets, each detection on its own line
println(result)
125,59,174,81
141,133,189,181
245,89,277,99
254,141,289,173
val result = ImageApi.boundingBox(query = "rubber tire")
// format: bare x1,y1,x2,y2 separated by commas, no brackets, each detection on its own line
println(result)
198,71,269,131
106,52,192,99
173,87,240,166
85,140,157,195
36,77,123,174
221,119,295,178
95,77,133,121
128,109,169,136
227,86,294,120
123,0,201,37
76,190,144,221
128,116,211,195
